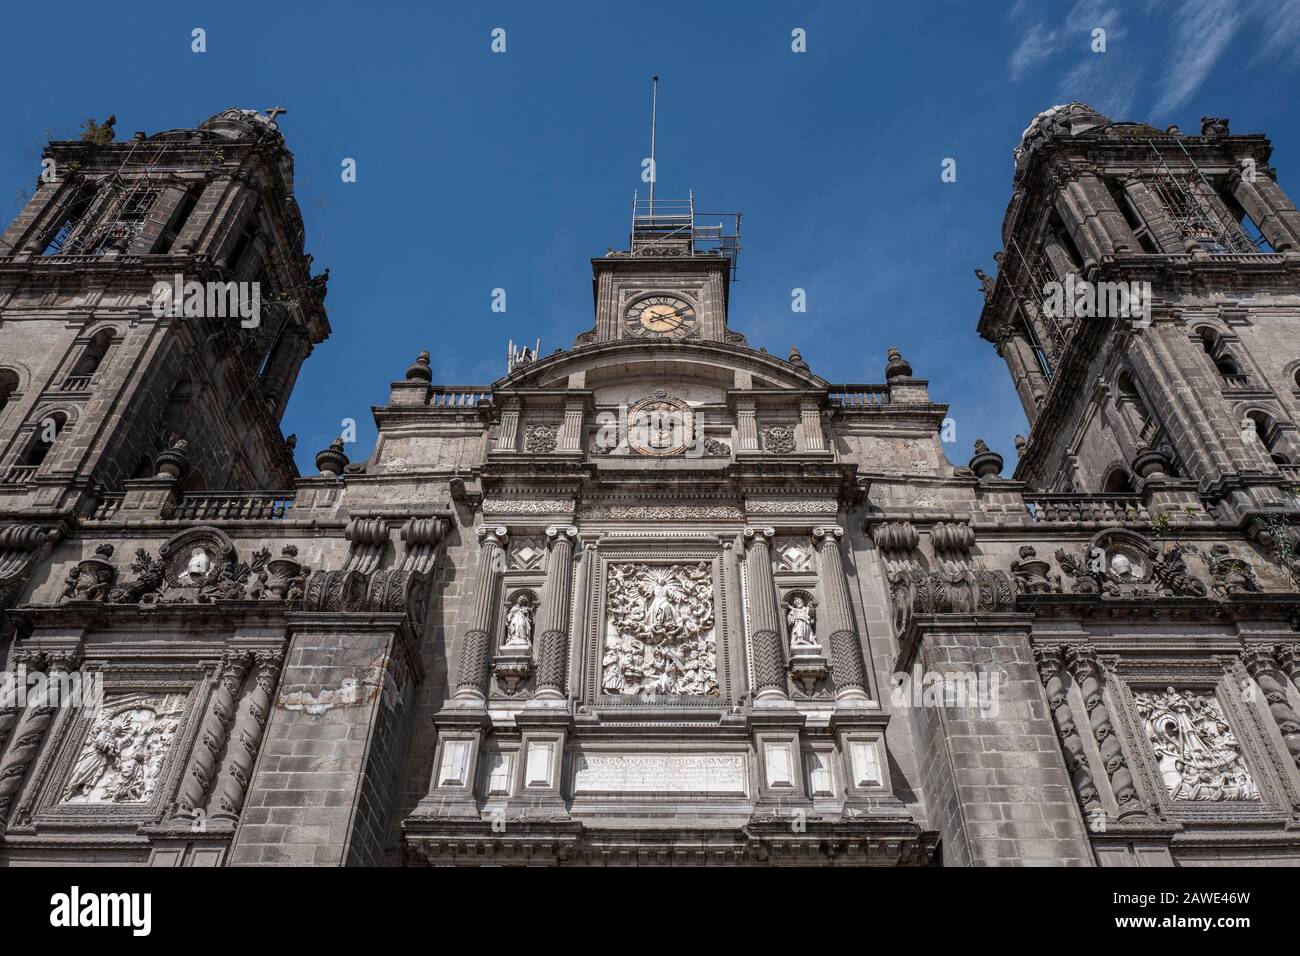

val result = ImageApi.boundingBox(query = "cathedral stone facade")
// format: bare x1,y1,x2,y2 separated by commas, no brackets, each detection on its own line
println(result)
1,104,1299,867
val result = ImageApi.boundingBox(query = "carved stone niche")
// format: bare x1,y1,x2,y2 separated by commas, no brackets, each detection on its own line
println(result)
783,588,828,696
494,588,537,695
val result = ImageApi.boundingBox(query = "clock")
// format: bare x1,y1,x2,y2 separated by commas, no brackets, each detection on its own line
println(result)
626,294,697,338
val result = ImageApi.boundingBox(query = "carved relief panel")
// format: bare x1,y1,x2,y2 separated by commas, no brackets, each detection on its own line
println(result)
62,693,187,804
601,561,717,697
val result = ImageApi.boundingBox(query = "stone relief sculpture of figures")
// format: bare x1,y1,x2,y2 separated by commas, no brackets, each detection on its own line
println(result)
1135,688,1260,802
785,593,818,649
62,694,186,804
602,562,717,696
503,593,534,649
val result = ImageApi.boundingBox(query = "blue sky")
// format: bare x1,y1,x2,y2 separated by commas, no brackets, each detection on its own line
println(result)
2,0,1298,476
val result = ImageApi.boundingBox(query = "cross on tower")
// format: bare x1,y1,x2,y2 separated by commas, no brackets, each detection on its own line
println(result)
266,107,288,124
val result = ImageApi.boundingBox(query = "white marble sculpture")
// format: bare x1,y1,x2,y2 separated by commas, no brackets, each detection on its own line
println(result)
602,562,717,696
1135,687,1259,801
503,594,534,649
63,693,186,804
786,595,817,648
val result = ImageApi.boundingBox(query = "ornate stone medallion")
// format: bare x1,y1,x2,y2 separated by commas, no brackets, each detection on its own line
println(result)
62,693,187,804
602,562,717,696
626,395,695,457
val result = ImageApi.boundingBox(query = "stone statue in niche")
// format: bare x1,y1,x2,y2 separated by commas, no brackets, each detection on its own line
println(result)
785,594,817,648
62,693,187,804
1135,687,1260,802
503,593,534,649
602,562,717,696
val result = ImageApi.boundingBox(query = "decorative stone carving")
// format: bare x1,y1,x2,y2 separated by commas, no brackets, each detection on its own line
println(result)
887,566,1015,633
601,562,717,697
315,437,348,477
172,651,250,820
968,439,1003,479
931,522,975,563
1033,647,1102,816
578,503,742,521
775,538,814,572
525,423,559,454
61,543,117,602
482,498,573,515
1055,530,1206,598
627,395,694,457
502,591,535,650
761,423,796,455
871,520,920,574
784,591,817,649
1203,544,1259,595
747,499,838,515
1009,545,1061,594
508,537,545,570
1135,687,1260,801
702,437,731,457
343,517,389,575
1064,647,1145,818
209,651,283,822
1243,646,1300,771
62,693,186,804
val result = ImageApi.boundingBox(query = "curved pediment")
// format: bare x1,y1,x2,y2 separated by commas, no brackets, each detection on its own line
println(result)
494,339,827,393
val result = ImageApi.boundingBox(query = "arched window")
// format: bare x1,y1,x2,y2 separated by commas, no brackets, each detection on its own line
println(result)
1246,410,1291,465
1198,328,1244,381
1293,367,1300,392
65,329,114,388
1116,371,1153,437
20,411,68,469
1102,467,1136,494
0,369,18,416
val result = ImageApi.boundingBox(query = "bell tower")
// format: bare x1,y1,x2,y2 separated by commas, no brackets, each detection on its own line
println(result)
578,193,742,348
978,105,1300,528
0,108,329,514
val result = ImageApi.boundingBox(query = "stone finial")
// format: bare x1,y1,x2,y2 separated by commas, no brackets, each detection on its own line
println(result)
285,433,297,450
315,437,349,477
1165,125,1181,135
885,347,912,380
1014,434,1027,455
406,350,432,383
154,439,190,480
968,438,1004,479
788,346,809,371
1132,446,1173,480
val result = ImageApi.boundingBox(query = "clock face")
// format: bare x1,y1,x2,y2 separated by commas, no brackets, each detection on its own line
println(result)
626,295,697,338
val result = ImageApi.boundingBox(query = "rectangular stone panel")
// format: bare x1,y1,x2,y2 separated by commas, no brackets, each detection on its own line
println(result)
573,752,748,796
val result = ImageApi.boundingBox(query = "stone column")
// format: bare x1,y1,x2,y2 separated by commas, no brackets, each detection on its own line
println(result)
1064,646,1145,819
534,526,577,699
743,527,786,702
0,651,77,824
1120,178,1184,253
208,650,282,822
172,650,250,820
813,526,869,702
128,183,189,255
1001,330,1048,422
453,525,508,701
1244,646,1300,771
1232,173,1300,252
1033,646,1103,817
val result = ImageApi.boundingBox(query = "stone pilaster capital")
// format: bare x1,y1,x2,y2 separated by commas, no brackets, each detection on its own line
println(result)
742,527,775,549
545,525,578,547
1032,644,1064,680
1063,644,1100,681
812,526,844,547
1277,644,1300,675
476,525,508,548
1242,644,1280,678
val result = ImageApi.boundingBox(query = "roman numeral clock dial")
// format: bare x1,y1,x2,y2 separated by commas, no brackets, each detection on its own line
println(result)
626,295,696,338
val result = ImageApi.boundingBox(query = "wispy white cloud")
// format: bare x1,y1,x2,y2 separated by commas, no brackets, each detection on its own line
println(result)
1250,0,1300,70
1055,57,1140,119
1151,0,1243,117
1008,1,1125,81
